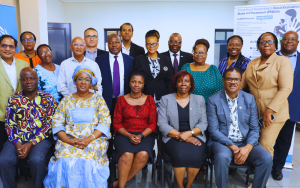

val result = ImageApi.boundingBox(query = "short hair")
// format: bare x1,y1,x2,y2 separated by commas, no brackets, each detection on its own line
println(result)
171,71,195,94
0,34,18,47
36,44,52,57
223,67,242,79
256,32,278,50
120,23,134,32
226,35,244,70
84,28,98,35
128,69,146,87
20,31,36,42
193,39,210,52
145,30,160,41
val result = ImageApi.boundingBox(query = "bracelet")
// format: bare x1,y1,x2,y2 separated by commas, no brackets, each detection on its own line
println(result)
91,134,96,140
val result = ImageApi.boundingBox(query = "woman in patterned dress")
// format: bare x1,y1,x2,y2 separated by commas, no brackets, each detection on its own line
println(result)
43,65,111,188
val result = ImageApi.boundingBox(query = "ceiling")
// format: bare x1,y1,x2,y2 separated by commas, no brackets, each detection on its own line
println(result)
60,0,248,2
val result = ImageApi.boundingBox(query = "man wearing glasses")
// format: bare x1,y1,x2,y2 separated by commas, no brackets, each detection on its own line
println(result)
83,28,107,61
162,33,193,74
0,35,28,152
57,37,102,96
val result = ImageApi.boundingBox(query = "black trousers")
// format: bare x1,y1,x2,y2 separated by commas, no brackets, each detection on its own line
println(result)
107,98,118,159
0,121,8,153
273,119,296,170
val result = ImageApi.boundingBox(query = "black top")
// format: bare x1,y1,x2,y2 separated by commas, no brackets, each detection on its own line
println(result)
178,102,190,132
127,42,145,58
161,50,194,73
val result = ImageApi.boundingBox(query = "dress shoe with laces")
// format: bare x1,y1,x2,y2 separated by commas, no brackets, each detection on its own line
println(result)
272,169,283,180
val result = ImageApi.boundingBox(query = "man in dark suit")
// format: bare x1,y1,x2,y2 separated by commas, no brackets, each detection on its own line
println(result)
161,33,193,74
273,30,300,180
120,23,145,58
207,68,272,188
83,28,107,61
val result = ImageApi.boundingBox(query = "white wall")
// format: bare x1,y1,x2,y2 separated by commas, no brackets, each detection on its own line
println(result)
46,0,65,23
48,1,246,64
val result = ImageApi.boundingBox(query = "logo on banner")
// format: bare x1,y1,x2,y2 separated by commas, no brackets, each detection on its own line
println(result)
0,26,8,36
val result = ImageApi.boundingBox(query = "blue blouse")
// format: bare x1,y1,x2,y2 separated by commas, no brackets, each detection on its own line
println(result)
218,56,251,76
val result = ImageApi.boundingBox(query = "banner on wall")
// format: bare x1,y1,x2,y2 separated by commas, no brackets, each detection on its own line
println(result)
0,3,18,52
234,2,300,60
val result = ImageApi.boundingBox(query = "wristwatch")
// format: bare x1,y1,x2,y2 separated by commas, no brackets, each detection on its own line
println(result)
140,133,145,139
190,130,194,136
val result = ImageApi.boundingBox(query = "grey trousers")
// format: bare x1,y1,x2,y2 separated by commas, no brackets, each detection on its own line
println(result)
0,139,52,188
211,142,272,188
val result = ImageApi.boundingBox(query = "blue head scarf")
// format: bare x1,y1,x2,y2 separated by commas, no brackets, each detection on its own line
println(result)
72,65,98,91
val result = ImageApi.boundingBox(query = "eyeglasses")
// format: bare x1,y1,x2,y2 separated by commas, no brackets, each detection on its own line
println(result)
169,40,182,45
77,77,91,83
20,77,36,82
22,39,35,43
193,51,207,56
73,43,86,48
146,43,158,47
224,77,241,83
282,38,298,42
228,43,241,47
41,51,52,57
85,35,98,39
259,40,275,45
0,43,15,50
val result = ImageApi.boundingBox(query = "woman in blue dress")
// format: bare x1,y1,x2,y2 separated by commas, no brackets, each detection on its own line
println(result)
34,44,63,103
44,65,111,188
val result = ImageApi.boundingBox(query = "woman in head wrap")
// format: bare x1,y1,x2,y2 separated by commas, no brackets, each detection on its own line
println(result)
44,65,111,188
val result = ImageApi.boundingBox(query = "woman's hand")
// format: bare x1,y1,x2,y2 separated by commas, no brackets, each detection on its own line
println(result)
68,138,84,149
128,134,141,145
186,137,201,146
262,108,274,128
76,137,93,149
177,131,193,141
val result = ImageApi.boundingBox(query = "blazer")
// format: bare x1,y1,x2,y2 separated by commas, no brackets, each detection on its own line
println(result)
95,53,134,113
134,53,173,101
84,48,107,57
0,58,28,121
207,90,260,148
161,50,194,73
126,42,145,58
276,51,300,122
157,93,208,143
240,52,293,123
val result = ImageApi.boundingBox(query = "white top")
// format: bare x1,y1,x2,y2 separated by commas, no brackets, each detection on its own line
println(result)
56,56,102,96
109,52,124,97
1,57,17,91
169,50,181,67
122,43,130,55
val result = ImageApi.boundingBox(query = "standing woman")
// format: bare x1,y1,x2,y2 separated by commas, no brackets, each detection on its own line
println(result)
34,44,63,103
240,32,293,157
14,31,41,68
181,39,223,103
218,35,251,76
134,30,173,106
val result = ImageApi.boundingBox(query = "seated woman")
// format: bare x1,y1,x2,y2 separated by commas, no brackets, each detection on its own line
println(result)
158,70,208,188
43,65,111,188
113,69,157,188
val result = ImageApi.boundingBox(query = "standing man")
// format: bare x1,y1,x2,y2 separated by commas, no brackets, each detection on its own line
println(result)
0,67,57,188
273,30,300,180
57,37,102,96
83,28,107,61
0,35,28,152
161,33,193,74
95,34,134,157
120,23,145,58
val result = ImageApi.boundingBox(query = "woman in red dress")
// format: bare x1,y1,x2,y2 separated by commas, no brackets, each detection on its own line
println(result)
113,69,157,188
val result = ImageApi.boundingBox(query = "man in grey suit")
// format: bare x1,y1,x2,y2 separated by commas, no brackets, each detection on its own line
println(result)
207,67,272,188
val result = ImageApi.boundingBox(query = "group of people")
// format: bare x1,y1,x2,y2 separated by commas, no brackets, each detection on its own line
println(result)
0,22,298,188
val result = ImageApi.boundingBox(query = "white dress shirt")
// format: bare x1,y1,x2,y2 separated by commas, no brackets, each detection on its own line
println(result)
1,57,17,91
122,43,130,56
169,50,180,67
57,56,102,96
109,52,124,97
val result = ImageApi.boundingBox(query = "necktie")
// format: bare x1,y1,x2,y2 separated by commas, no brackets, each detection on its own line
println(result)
173,53,179,73
113,56,120,97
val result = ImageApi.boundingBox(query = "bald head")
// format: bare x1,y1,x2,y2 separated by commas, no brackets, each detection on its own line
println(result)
281,30,299,55
70,36,86,57
108,34,121,55
168,33,182,53
20,67,38,94
169,33,182,40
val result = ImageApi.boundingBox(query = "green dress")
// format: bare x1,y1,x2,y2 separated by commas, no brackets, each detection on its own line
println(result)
181,63,224,103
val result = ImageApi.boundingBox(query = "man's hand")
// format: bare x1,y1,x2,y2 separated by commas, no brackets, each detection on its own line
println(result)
18,143,32,159
234,144,253,164
177,131,192,142
15,142,23,157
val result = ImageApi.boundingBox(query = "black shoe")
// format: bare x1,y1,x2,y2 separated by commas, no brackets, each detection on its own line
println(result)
228,167,237,174
272,169,283,180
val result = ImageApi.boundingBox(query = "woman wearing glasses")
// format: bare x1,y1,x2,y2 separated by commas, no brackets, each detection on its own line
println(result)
34,44,63,103
181,39,223,103
241,32,293,159
14,31,41,68
134,30,173,106
218,35,251,76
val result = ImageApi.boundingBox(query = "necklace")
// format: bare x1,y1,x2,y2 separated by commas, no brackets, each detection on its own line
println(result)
130,92,142,99
24,51,36,58
229,56,238,62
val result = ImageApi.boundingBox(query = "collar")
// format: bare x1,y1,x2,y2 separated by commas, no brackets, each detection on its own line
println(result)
20,88,44,99
225,91,238,102
71,56,87,63
86,48,97,54
1,57,16,66
169,50,180,57
122,43,131,50
279,50,297,58
109,51,122,58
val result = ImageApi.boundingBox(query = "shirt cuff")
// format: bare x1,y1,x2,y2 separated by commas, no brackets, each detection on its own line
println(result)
12,139,22,146
52,126,66,140
94,124,111,138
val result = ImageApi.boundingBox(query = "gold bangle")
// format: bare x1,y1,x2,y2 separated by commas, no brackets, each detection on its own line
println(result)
91,134,96,140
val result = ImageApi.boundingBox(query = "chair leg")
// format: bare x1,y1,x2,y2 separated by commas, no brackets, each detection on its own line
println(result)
246,167,250,185
210,163,213,188
161,159,164,188
153,158,157,186
205,162,208,188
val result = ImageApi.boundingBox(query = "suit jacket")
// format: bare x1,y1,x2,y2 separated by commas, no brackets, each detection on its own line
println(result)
207,90,260,148
125,42,145,58
240,52,293,123
134,53,173,101
276,51,300,122
161,50,194,73
95,53,134,113
84,48,107,57
0,58,28,121
158,93,208,143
